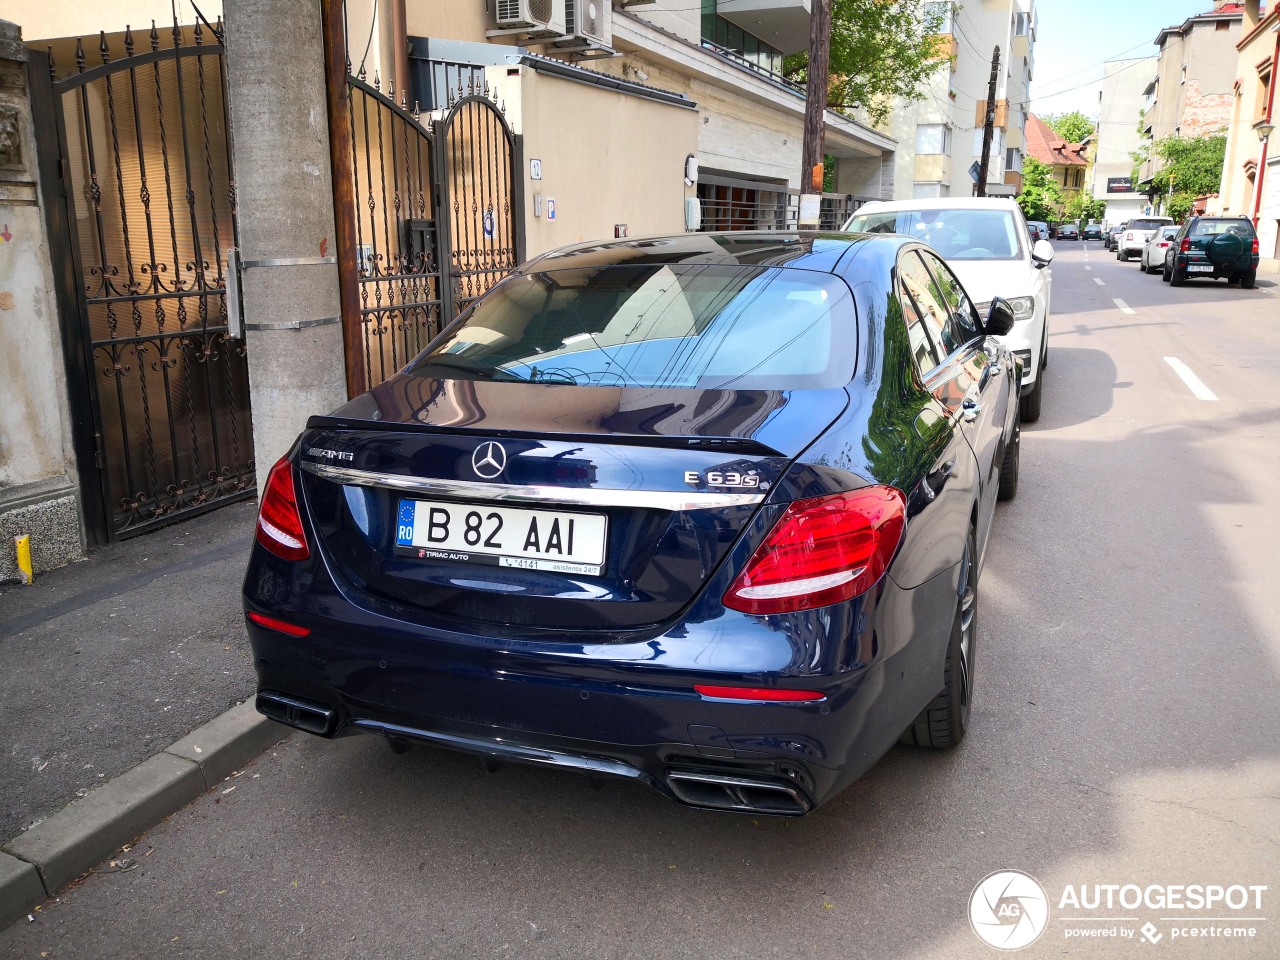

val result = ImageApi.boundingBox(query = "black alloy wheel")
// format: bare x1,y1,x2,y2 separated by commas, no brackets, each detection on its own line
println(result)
997,413,1020,502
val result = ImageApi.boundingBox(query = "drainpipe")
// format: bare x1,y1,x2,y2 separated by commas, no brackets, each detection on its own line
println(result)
390,0,409,102
1252,21,1280,228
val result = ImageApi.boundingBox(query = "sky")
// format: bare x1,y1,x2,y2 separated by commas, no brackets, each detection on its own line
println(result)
1029,0,1225,122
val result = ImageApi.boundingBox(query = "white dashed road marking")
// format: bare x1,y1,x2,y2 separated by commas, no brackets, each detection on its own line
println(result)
1094,277,1105,286
1113,299,1135,315
1164,357,1219,401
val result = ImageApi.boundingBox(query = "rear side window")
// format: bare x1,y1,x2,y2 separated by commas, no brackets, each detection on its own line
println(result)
1190,219,1255,237
407,265,858,391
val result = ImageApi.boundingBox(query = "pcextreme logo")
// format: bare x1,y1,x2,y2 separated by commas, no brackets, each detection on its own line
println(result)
969,871,1269,950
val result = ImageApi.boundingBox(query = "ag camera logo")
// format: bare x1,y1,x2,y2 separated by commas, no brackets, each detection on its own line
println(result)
970,869,1050,950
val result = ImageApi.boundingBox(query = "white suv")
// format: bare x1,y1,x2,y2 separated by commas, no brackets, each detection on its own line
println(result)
1117,216,1174,262
843,197,1054,422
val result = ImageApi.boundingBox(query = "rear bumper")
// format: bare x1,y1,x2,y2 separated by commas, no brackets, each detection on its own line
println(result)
1173,254,1259,277
254,686,831,815
243,540,954,813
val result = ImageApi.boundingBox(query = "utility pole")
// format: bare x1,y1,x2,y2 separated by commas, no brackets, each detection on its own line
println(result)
976,45,1000,198
799,0,833,227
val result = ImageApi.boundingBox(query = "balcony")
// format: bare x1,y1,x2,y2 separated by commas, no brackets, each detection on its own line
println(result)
914,154,952,184
717,0,812,56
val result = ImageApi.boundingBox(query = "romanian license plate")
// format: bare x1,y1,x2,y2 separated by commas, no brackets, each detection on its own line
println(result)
1187,264,1215,273
395,500,607,575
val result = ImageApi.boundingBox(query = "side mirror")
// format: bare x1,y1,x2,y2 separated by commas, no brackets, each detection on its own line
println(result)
1031,238,1055,267
984,298,1017,337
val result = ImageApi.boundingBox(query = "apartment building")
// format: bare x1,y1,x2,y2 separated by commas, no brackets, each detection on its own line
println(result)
1090,55,1159,225
889,0,1035,199
1213,0,1279,267
1137,2,1243,189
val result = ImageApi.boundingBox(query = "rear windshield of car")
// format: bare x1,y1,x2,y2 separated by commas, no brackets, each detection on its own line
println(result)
845,208,1024,261
1190,219,1256,237
1131,218,1173,230
406,265,857,391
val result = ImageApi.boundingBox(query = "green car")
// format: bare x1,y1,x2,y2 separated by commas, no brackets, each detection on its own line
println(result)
1164,216,1260,288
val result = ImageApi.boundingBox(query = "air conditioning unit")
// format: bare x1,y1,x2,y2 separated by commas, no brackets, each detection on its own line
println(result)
547,0,616,56
493,0,567,37
564,0,611,45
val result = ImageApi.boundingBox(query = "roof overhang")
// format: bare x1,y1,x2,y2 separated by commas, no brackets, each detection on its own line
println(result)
716,0,812,57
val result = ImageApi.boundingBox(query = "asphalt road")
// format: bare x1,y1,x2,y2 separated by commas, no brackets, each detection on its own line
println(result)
3,243,1278,959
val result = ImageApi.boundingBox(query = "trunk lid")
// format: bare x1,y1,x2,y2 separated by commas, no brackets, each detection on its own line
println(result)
296,377,848,632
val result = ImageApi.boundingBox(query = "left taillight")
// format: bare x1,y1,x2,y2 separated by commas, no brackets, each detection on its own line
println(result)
723,486,906,615
255,455,310,561
1252,237,1260,255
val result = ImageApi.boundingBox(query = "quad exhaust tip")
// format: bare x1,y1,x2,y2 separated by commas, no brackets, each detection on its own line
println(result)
666,770,811,816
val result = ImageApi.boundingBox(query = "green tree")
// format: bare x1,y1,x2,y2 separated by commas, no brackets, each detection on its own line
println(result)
1149,133,1227,199
1016,157,1064,222
784,0,945,126
1043,111,1095,143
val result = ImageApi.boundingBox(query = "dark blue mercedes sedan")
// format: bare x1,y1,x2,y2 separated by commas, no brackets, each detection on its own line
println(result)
244,232,1021,815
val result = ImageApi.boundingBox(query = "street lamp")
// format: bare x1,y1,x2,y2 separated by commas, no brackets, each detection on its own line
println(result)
1253,118,1275,228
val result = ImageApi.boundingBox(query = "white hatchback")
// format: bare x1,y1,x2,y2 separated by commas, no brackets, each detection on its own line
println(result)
843,197,1053,422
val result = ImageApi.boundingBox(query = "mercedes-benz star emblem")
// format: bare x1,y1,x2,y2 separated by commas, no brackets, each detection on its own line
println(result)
471,441,507,479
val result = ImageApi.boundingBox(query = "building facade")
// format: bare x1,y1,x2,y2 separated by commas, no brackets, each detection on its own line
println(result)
1090,56,1158,226
1137,2,1243,192
1213,0,1279,268
890,0,1035,200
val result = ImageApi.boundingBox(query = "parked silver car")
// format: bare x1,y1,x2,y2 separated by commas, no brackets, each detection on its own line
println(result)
1141,225,1181,273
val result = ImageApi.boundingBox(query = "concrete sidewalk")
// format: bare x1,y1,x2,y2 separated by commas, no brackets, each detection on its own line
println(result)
0,501,287,924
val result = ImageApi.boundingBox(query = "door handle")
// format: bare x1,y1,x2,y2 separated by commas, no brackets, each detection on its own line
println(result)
961,398,981,422
923,460,955,501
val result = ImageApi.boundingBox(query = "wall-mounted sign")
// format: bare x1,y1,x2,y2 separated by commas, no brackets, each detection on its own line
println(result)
1107,177,1135,194
546,198,556,221
530,158,543,181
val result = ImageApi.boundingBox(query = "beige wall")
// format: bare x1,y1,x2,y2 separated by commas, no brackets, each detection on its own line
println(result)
488,65,697,258
405,0,488,42
0,0,223,42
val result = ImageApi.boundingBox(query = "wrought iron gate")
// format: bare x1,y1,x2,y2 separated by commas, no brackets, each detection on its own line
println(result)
438,93,520,319
346,73,444,387
33,22,254,543
343,72,521,389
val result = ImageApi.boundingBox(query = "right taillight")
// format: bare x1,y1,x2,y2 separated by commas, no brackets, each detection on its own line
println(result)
723,486,906,615
1180,238,1191,253
1252,238,1260,255
255,456,310,561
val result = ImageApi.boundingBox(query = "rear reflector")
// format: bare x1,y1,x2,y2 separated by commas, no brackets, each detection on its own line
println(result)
694,685,825,702
246,611,311,637
724,486,906,615
255,456,310,561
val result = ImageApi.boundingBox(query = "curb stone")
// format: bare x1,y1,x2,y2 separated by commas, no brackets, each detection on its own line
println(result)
0,853,44,930
0,702,289,929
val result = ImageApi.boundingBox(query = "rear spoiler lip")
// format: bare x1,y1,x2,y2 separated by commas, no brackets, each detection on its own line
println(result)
303,414,788,459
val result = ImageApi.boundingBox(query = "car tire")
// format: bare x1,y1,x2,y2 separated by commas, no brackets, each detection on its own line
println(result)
1170,264,1186,287
997,414,1019,502
901,530,977,749
1019,372,1043,423
1241,269,1256,290
1118,249,1127,261
1162,260,1172,282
